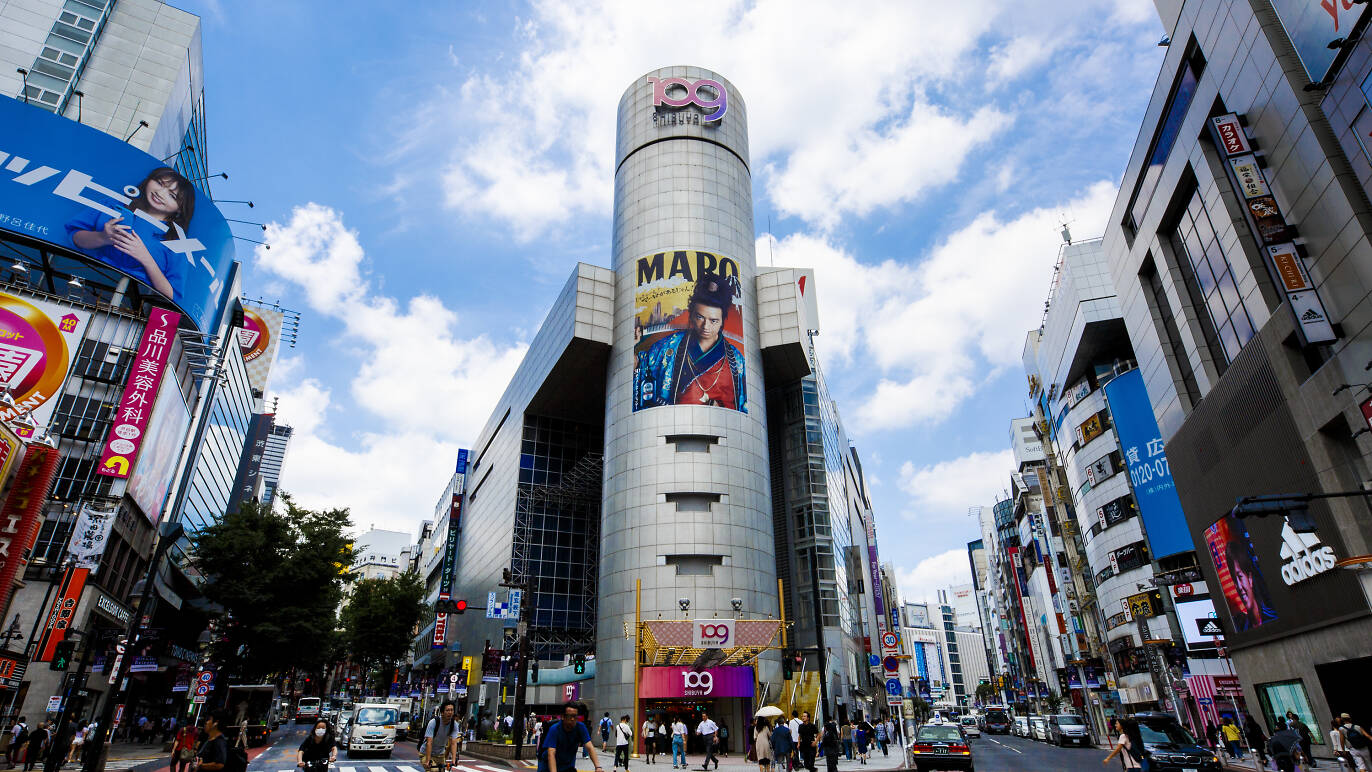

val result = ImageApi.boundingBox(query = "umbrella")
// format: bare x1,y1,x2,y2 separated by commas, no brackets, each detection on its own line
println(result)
755,706,783,718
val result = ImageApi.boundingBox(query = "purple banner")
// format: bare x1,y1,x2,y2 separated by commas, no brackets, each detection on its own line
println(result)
869,545,887,623
638,666,754,698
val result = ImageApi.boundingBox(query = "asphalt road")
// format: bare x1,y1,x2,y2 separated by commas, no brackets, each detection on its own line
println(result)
916,732,1110,772
248,720,429,772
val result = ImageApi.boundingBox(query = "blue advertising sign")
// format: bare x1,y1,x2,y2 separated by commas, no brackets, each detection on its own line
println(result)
0,98,234,331
1103,369,1194,559
1269,0,1369,84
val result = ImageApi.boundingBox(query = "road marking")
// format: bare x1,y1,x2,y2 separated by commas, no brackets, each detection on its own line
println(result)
988,738,1021,754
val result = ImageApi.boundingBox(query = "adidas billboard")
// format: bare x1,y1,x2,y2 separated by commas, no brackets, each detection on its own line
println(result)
1277,517,1336,586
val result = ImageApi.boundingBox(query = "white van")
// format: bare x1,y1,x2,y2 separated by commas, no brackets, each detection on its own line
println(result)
345,703,400,758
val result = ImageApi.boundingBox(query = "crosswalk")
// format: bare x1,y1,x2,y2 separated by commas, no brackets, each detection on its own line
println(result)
259,763,513,772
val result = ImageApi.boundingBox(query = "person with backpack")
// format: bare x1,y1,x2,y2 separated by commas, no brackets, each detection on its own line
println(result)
718,723,729,758
1340,714,1372,772
7,719,27,770
1289,712,1318,769
196,711,230,772
600,714,613,752
422,700,461,771
1269,718,1305,772
21,722,48,772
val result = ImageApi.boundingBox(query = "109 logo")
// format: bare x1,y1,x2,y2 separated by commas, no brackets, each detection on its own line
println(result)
682,671,714,694
697,623,730,645
648,77,728,122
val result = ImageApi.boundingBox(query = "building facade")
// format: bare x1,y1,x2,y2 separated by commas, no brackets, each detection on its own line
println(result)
1104,0,1372,735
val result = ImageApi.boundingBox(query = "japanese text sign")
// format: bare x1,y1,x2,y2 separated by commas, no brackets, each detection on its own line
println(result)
35,566,89,661
0,445,60,617
97,308,181,479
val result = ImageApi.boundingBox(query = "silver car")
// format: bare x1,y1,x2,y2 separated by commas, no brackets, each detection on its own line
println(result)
1048,714,1090,746
1029,716,1050,741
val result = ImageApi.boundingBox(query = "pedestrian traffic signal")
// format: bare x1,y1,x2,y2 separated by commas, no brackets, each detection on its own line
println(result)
50,640,74,671
435,599,468,614
782,650,794,680
573,654,586,675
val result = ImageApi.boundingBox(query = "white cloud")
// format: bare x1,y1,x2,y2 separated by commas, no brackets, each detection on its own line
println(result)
257,205,527,530
898,449,1015,523
894,549,973,606
385,0,1160,237
764,180,1118,431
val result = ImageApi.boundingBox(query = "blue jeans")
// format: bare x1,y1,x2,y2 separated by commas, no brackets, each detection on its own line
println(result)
673,739,686,766
841,740,852,760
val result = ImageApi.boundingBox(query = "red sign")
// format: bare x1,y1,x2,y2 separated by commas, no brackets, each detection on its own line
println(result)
1360,397,1372,433
1211,114,1250,156
35,566,90,661
97,308,181,479
1173,582,1194,597
0,445,59,615
432,612,447,649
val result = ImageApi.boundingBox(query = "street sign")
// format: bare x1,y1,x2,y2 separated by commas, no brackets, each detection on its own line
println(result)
867,654,880,668
886,695,902,707
449,672,459,685
885,678,902,696
1198,697,1213,706
485,592,498,619
883,656,899,674
46,695,61,712
881,632,899,650
1195,618,1224,637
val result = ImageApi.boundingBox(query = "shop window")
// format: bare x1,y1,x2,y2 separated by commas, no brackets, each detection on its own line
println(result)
1256,680,1323,746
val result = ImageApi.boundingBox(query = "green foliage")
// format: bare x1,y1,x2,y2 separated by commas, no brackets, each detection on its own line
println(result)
339,569,427,692
192,496,352,682
975,682,996,703
1045,693,1063,713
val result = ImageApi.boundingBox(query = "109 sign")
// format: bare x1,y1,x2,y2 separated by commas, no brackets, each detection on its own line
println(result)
692,619,734,649
648,76,727,122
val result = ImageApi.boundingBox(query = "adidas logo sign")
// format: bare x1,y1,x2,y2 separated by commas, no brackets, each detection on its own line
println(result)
1278,518,1335,585
1301,308,1323,322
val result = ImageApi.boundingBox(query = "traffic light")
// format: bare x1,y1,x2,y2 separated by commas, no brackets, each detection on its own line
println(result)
50,640,74,671
531,660,539,683
573,654,586,675
782,650,794,680
436,599,468,614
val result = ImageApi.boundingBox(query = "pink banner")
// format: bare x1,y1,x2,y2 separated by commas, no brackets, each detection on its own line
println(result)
97,308,180,481
638,666,754,699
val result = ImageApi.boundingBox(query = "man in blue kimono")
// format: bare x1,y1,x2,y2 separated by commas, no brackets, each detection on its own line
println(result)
633,272,746,412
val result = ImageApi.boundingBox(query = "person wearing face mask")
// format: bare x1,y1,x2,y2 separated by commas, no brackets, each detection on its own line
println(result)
296,719,336,769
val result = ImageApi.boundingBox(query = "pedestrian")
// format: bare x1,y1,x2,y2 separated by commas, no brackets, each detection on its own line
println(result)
874,718,888,757
42,719,72,772
1287,712,1318,769
718,722,729,758
819,719,839,772
1222,717,1243,760
67,720,87,765
641,716,657,765
8,717,27,770
752,718,772,772
769,719,792,772
296,719,336,770
882,718,895,755
600,714,614,752
170,720,196,772
786,713,801,772
854,719,870,766
840,721,852,761
1245,715,1270,767
1270,718,1306,772
697,711,719,771
1340,714,1372,772
1102,718,1143,770
1331,718,1356,771
421,700,461,772
613,715,633,770
795,713,816,772
22,722,49,772
1204,723,1219,755
536,703,605,772
669,716,687,769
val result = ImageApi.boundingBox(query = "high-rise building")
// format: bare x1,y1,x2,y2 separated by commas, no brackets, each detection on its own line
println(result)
349,528,414,583
259,421,292,505
423,68,891,729
1102,0,1372,729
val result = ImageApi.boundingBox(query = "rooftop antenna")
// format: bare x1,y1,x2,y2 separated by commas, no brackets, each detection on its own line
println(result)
767,215,775,267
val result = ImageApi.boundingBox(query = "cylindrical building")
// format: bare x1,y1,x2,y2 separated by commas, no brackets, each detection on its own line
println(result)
599,66,779,721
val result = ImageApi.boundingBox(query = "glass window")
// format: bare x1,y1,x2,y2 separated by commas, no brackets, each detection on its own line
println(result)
1256,680,1322,745
1171,188,1258,365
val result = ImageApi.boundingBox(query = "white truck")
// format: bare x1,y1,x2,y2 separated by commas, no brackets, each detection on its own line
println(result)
344,702,401,758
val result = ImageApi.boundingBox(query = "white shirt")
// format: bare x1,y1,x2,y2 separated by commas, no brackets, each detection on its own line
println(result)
616,723,633,746
672,722,687,738
698,719,719,736
1331,729,1348,753
788,719,801,740
643,722,657,737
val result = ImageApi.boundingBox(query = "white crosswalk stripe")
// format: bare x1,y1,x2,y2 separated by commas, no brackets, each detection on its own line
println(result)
273,764,504,772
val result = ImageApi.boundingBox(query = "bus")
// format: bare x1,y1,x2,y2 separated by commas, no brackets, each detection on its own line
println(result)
296,696,322,723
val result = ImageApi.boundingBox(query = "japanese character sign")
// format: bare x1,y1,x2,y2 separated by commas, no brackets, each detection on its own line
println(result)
97,308,180,481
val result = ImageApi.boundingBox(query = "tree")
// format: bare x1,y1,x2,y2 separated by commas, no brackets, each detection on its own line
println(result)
339,570,427,693
975,682,997,704
193,497,352,682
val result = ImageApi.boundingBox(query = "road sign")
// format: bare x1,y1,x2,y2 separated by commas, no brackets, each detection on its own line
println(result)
1198,697,1213,706
1195,618,1224,636
883,656,899,674
485,592,498,618
867,654,880,668
194,684,209,696
46,695,62,712
881,632,899,650
885,678,902,696
198,671,214,684
887,695,902,707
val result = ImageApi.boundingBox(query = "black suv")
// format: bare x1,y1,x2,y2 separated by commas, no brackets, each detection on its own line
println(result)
1130,713,1221,772
982,709,1011,735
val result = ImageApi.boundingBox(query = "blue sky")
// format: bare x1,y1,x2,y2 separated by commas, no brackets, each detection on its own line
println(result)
178,0,1166,602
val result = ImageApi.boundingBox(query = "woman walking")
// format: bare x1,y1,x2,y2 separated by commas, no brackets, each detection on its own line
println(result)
854,719,871,765
1245,715,1269,768
752,718,772,772
1102,719,1144,770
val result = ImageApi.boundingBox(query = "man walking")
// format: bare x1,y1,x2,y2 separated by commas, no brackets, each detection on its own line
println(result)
819,718,839,772
787,712,802,772
1289,712,1317,768
600,714,614,752
1269,718,1304,772
538,703,605,772
697,712,719,771
1340,714,1372,772
769,719,793,772
8,718,27,770
796,713,818,772
614,716,633,770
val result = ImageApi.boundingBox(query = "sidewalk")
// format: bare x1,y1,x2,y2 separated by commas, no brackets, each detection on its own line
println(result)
524,749,908,772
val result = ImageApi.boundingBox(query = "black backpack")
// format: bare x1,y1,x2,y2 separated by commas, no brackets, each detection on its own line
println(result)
13,727,27,749
1346,726,1370,751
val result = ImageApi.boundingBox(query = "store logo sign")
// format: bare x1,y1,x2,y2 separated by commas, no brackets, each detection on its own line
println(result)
692,620,733,648
1278,518,1336,585
648,76,727,122
682,671,714,695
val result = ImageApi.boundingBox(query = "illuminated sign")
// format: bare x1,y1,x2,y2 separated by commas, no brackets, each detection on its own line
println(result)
648,76,727,124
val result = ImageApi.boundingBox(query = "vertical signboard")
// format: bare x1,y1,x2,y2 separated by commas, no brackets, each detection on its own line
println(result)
226,413,275,515
97,308,181,480
1102,368,1195,558
0,445,60,616
0,423,20,488
1207,113,1336,345
34,566,89,661
631,250,747,413
237,306,284,394
64,505,116,573
124,374,191,522
433,449,470,649
0,291,90,437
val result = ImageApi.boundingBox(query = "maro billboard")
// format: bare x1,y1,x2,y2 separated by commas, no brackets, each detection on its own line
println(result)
0,99,234,332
